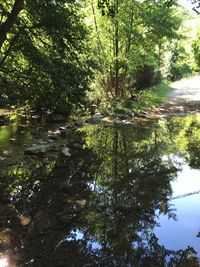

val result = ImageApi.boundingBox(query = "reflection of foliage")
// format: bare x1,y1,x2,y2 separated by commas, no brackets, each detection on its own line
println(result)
1,118,200,265
167,116,200,168
81,123,177,258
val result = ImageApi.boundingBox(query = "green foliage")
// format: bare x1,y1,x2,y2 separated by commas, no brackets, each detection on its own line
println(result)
169,45,193,81
113,107,133,118
99,83,170,117
0,0,199,114
192,27,200,70
88,0,182,98
0,0,92,114
135,65,156,90
131,83,171,115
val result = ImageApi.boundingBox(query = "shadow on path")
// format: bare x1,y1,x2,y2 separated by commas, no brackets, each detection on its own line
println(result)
150,76,200,116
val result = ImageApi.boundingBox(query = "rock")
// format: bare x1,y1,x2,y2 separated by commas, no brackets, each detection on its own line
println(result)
101,117,112,123
59,127,66,131
47,114,66,123
38,141,48,145
86,117,102,124
32,115,40,119
74,120,84,127
73,143,82,149
25,144,49,156
65,124,74,129
122,120,133,125
62,147,71,157
0,156,5,162
60,130,67,138
48,135,59,140
48,130,60,140
93,113,103,119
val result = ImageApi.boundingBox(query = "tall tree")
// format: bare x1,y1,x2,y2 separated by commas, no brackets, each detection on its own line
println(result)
0,0,91,113
89,0,181,98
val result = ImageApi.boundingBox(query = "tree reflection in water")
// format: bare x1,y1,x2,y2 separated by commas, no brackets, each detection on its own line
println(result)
0,117,200,266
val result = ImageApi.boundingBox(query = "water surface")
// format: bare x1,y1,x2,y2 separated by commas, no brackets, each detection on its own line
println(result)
0,115,200,266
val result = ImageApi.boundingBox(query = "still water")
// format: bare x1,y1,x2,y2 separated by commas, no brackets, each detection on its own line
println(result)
0,115,200,266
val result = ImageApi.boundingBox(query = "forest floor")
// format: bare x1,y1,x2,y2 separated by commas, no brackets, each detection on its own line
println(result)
148,75,200,116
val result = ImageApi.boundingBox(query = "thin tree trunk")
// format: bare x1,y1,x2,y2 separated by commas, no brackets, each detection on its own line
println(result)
91,1,104,56
91,1,109,95
115,0,120,97
113,127,119,205
121,7,134,96
0,0,23,49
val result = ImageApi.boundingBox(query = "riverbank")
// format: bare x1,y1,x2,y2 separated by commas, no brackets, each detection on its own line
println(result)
0,83,171,126
3,75,200,124
98,83,171,119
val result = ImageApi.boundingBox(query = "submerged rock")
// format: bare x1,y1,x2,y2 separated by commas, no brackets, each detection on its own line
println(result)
0,156,5,162
47,114,66,123
60,130,67,138
86,117,101,124
25,144,50,156
62,147,71,157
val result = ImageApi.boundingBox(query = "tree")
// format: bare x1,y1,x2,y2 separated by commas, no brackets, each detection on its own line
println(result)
0,0,23,49
0,0,92,113
89,0,182,99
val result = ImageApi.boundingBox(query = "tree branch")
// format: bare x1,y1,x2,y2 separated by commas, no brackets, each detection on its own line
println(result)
0,0,24,49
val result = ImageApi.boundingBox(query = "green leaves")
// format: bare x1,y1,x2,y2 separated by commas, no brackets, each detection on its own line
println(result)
89,0,183,97
0,0,91,113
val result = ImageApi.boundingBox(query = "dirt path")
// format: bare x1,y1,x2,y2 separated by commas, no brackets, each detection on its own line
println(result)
150,76,200,116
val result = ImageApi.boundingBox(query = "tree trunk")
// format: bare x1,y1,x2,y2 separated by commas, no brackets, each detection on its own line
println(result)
115,0,120,97
0,0,23,49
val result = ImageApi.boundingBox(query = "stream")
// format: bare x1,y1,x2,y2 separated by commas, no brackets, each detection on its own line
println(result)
0,114,200,266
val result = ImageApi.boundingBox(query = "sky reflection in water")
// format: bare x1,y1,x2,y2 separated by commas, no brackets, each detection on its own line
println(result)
1,115,200,266
155,164,200,254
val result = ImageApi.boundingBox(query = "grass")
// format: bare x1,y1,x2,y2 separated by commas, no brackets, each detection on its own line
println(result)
131,83,171,115
99,83,171,118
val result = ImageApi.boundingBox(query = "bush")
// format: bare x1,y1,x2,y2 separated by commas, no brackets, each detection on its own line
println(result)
135,65,156,90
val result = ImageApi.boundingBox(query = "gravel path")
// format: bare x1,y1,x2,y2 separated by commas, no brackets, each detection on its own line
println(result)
168,76,200,105
150,76,200,116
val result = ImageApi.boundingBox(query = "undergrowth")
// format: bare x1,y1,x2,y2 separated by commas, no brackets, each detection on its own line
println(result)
99,83,171,118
